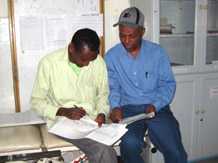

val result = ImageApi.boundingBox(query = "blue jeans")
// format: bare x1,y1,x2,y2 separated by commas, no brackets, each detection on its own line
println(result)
120,104,188,163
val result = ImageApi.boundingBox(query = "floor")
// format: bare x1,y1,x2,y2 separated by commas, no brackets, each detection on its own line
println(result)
117,157,218,163
196,158,218,163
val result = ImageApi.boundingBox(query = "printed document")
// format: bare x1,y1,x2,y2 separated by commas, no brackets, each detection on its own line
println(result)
120,112,155,125
49,116,127,146
48,113,154,146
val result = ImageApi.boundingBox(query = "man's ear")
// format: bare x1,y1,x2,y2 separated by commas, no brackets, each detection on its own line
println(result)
140,27,145,36
68,42,75,54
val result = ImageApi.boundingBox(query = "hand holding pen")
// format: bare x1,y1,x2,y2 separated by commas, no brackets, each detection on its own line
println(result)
95,113,106,127
56,105,87,120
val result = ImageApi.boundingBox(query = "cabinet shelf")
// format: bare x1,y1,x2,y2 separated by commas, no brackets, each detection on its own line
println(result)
207,33,218,37
160,33,194,38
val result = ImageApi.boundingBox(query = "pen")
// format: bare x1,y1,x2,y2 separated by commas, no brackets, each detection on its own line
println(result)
145,72,148,78
74,105,89,116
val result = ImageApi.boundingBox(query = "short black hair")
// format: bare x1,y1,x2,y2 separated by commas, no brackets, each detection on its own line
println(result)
71,28,100,53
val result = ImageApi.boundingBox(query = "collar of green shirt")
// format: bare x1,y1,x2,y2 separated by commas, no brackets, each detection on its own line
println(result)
68,62,81,76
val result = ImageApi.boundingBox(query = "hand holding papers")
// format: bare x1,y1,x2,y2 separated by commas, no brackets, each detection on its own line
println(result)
49,113,155,146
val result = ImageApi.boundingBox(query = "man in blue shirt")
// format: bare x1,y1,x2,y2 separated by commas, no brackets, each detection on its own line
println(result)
105,7,188,163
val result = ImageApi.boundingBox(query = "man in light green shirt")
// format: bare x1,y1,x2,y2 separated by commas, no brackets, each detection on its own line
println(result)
31,28,117,163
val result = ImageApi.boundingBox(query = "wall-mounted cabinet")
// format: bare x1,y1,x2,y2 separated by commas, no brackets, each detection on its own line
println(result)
206,0,218,64
149,0,218,72
144,0,218,162
159,0,195,66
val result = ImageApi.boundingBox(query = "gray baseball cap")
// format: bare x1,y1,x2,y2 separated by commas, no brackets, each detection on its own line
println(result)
113,7,144,28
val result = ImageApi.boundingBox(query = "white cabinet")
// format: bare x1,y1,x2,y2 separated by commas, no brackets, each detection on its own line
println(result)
144,0,218,162
199,74,218,158
149,73,218,163
171,75,199,160
150,0,218,69
170,74,218,160
159,0,196,66
149,75,199,163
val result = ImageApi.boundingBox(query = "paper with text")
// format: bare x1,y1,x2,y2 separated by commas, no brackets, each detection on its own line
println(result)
120,112,155,125
49,116,127,146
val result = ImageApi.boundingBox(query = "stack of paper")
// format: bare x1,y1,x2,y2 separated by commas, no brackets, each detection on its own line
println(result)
120,112,155,125
86,123,127,146
49,113,155,146
49,116,127,146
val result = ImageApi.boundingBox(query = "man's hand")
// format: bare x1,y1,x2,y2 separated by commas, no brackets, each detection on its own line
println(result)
145,104,156,114
95,113,106,127
56,106,86,120
110,107,123,123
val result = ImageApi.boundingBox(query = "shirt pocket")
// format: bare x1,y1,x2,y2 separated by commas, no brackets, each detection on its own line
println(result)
140,70,157,92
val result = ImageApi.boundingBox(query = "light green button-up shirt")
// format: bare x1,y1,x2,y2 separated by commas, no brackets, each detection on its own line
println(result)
31,48,110,127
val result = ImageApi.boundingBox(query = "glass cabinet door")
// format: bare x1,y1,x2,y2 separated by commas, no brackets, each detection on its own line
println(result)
159,0,196,66
206,0,218,64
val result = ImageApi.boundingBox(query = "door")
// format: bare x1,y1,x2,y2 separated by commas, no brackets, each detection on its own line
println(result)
150,74,200,162
199,73,218,158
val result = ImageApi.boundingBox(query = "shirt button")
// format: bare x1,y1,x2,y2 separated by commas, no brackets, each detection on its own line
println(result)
133,72,137,75
135,83,138,86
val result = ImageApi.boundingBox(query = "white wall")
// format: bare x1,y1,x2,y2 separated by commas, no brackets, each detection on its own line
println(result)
0,0,8,17
104,0,130,51
104,0,150,51
0,0,16,113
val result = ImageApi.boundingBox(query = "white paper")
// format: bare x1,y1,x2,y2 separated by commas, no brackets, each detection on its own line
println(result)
49,116,127,146
0,110,45,127
68,14,103,37
16,0,99,16
19,16,44,53
45,17,68,49
72,0,100,15
49,116,98,139
120,112,155,125
86,123,128,146
0,18,9,43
